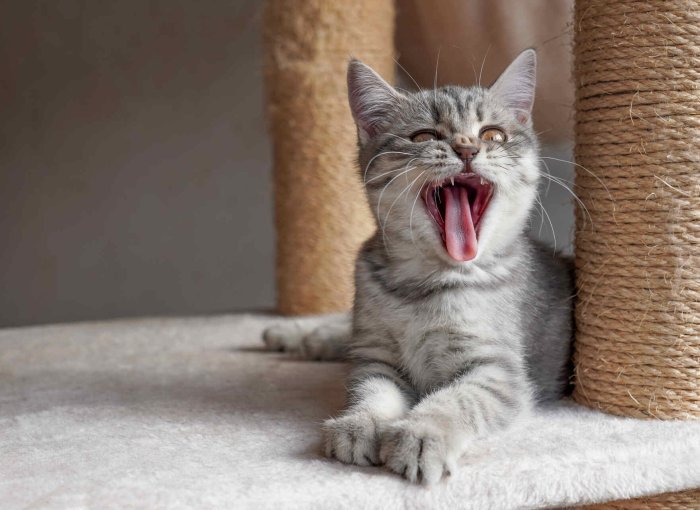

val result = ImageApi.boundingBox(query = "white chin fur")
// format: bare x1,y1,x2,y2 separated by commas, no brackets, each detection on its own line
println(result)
473,188,536,261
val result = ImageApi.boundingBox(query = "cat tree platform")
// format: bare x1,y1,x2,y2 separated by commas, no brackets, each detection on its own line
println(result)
2,314,698,509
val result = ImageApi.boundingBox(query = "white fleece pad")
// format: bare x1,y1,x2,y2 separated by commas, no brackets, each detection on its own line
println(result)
1,314,699,510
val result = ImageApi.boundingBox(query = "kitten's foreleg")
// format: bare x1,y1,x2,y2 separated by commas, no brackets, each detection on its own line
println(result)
324,361,415,466
380,351,532,484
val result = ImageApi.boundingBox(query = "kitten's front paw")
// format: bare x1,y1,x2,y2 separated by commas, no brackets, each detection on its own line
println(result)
379,419,456,485
262,322,305,352
323,412,382,466
300,323,348,360
262,315,349,360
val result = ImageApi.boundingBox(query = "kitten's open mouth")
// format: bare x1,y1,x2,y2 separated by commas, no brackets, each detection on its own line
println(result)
423,173,494,262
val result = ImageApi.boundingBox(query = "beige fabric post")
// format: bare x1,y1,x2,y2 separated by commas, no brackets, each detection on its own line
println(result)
263,0,394,315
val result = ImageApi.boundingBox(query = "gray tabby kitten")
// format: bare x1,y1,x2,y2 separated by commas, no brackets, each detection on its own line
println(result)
264,49,574,485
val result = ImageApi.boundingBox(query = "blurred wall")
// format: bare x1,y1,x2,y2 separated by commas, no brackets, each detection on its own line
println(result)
0,1,275,327
0,1,574,327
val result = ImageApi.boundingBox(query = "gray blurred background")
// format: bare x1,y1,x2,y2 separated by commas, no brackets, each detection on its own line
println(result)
0,0,574,327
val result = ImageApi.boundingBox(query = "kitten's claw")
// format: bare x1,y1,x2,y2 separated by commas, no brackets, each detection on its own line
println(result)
379,418,453,485
323,413,382,467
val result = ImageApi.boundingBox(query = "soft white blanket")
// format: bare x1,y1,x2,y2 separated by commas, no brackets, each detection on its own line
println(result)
1,314,699,509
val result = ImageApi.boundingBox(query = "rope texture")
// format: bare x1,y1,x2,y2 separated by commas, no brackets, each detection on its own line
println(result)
573,0,700,420
264,0,393,315
581,489,700,509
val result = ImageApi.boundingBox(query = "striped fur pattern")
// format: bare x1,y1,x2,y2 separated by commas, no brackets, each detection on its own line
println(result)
263,50,574,485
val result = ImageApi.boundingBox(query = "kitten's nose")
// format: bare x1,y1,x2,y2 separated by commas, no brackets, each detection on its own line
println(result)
452,135,479,162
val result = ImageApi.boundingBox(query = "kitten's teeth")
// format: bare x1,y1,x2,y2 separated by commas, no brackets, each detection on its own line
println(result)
450,177,455,186
480,177,485,185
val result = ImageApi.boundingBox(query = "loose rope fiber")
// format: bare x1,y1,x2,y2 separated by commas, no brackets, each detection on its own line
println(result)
572,0,700,421
263,0,393,315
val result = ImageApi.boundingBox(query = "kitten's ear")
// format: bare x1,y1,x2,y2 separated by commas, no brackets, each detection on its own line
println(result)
490,49,537,124
347,59,403,143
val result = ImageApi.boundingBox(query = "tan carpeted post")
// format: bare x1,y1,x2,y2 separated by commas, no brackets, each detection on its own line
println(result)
263,0,394,315
572,0,700,421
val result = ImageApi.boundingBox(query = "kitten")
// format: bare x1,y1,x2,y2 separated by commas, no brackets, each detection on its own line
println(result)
263,49,574,485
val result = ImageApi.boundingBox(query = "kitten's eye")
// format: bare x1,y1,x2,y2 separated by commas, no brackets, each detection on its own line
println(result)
411,131,438,143
479,127,507,143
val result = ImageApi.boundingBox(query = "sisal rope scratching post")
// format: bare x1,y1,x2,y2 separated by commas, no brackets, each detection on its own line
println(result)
573,0,700,420
582,489,700,510
263,0,394,315
573,1,700,507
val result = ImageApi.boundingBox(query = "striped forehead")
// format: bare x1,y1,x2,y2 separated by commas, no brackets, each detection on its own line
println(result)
415,86,488,133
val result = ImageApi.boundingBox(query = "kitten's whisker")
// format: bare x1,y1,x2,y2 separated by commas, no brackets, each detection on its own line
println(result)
365,158,417,184
478,45,491,88
382,168,424,234
542,172,575,186
470,59,479,87
376,162,418,214
409,172,430,247
434,46,441,103
366,166,411,185
502,137,532,151
534,195,557,253
376,159,420,248
540,156,613,203
488,137,531,155
393,58,432,113
385,133,409,143
379,166,419,251
393,57,423,93
538,172,593,228
363,151,412,182
539,157,553,195
393,59,430,111
534,191,546,238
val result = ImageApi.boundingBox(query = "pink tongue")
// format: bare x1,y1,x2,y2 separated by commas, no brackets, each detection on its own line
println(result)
443,186,478,261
